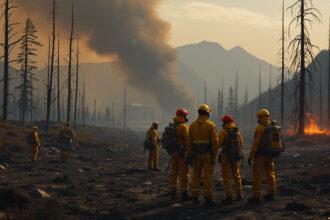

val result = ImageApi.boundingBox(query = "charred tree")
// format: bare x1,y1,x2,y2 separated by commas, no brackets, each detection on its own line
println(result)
123,81,127,129
46,0,57,130
227,86,235,114
1,0,20,121
288,0,321,135
16,18,41,124
66,5,74,124
319,66,322,125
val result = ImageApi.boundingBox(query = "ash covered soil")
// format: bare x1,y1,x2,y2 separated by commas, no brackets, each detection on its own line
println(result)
0,123,329,220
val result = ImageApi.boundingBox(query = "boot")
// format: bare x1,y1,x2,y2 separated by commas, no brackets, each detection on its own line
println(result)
247,197,261,204
181,191,189,201
204,197,216,206
192,197,200,205
263,193,274,202
170,190,178,202
222,197,233,205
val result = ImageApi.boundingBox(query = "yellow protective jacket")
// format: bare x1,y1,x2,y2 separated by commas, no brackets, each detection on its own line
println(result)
248,121,269,161
188,116,219,156
33,132,41,147
218,122,243,153
148,127,159,148
173,116,189,149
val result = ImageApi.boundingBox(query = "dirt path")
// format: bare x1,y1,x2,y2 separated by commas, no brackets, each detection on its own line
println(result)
1,134,330,219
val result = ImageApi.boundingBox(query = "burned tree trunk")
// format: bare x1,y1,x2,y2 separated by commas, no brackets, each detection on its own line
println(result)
67,5,74,124
46,0,56,130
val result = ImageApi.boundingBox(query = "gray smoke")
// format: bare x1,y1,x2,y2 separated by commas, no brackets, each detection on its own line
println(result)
21,0,193,112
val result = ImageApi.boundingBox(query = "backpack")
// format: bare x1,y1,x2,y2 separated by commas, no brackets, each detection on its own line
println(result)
224,127,244,163
260,124,284,157
143,130,153,151
161,123,180,153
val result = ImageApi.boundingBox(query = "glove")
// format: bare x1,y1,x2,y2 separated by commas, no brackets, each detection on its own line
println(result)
248,158,253,165
186,155,193,167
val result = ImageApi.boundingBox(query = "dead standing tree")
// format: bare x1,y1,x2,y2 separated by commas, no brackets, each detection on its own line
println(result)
46,0,57,130
288,0,321,135
1,0,20,121
67,5,74,124
16,18,41,124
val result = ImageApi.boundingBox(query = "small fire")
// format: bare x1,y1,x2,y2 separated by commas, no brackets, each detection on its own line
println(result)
304,114,330,135
286,114,330,136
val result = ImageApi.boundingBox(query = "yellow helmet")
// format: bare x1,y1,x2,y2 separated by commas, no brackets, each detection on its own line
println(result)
256,109,270,119
198,104,212,113
32,126,39,131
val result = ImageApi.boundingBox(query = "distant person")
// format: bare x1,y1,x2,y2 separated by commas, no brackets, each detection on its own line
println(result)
247,109,284,204
187,104,219,206
162,108,190,202
27,126,41,164
57,123,76,163
218,115,244,204
146,121,160,170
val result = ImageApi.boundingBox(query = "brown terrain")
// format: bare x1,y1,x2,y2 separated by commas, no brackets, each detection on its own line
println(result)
0,122,329,220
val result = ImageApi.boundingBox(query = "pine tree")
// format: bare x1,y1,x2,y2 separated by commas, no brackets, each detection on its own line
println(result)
57,27,61,123
268,65,272,111
16,18,41,124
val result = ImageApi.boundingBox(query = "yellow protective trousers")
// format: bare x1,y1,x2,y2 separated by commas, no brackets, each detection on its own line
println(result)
221,154,243,199
148,146,159,169
191,152,214,198
32,145,40,162
169,153,189,192
252,156,276,198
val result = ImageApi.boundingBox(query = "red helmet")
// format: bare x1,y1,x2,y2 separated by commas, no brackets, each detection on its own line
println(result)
221,115,234,124
176,108,189,116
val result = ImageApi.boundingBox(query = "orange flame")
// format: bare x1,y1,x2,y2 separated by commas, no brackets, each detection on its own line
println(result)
304,114,330,135
286,114,330,136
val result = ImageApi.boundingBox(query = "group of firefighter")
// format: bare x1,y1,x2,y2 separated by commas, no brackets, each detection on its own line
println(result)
29,123,76,164
145,104,284,206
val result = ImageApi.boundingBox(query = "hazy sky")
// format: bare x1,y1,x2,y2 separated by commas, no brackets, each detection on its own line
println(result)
158,0,330,65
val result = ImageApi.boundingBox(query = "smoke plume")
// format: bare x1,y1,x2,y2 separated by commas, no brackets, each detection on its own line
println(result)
20,0,192,112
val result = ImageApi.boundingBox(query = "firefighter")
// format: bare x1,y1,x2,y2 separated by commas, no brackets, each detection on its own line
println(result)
247,109,276,204
218,115,244,204
30,126,41,164
147,121,161,170
169,108,190,202
187,104,219,206
58,123,76,163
